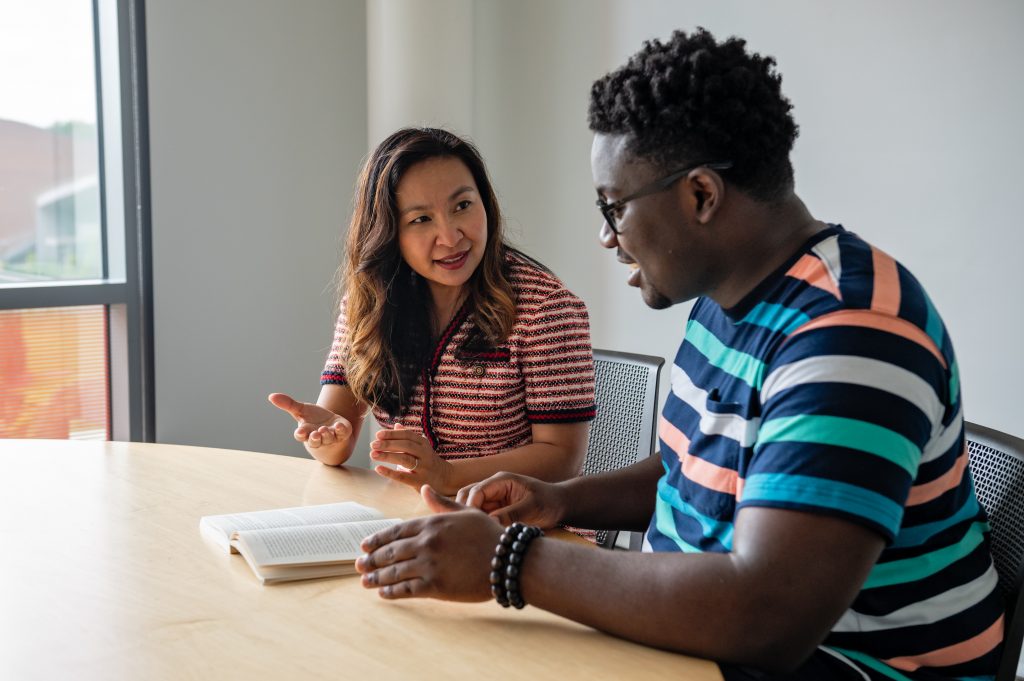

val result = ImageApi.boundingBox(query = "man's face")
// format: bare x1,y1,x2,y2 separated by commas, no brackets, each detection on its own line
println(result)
591,134,713,309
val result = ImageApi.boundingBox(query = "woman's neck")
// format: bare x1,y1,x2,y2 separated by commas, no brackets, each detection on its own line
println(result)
429,284,466,334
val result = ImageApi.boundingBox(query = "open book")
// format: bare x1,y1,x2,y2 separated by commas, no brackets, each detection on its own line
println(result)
199,501,401,584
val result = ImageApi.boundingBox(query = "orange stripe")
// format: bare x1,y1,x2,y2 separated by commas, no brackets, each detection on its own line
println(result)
883,614,1003,671
906,444,968,506
785,254,842,301
658,416,738,495
789,310,947,370
871,247,901,315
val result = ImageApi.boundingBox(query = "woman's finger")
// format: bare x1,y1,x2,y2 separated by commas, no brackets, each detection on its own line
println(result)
374,464,419,488
268,392,304,421
370,437,422,454
370,450,419,470
374,429,428,443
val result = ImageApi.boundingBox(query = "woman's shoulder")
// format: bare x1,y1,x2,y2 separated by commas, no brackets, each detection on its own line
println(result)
504,250,588,315
506,250,566,293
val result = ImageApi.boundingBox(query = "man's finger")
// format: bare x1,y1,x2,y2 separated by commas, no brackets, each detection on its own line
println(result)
489,499,536,527
462,478,515,510
358,517,427,553
422,484,464,514
355,536,420,573
377,577,429,600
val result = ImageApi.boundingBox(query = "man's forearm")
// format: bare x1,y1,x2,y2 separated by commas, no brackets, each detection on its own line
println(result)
558,453,662,531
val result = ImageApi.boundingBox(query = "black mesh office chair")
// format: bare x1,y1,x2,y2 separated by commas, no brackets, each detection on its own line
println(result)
581,349,664,550
965,421,1024,681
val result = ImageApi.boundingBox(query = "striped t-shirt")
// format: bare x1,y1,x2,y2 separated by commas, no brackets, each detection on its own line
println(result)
649,225,1003,679
322,254,596,459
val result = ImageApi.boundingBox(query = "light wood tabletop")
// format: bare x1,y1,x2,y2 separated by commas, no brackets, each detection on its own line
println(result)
0,439,722,680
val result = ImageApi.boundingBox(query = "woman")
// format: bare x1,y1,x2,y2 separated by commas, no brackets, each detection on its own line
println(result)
270,128,595,495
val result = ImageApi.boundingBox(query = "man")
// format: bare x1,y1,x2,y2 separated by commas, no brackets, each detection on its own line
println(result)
354,28,1003,680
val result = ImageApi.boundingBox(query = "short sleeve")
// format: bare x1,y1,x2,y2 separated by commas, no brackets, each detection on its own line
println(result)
739,310,950,542
519,288,596,424
320,295,349,386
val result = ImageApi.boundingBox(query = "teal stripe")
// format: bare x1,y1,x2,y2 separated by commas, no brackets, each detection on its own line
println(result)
757,414,921,477
828,648,914,681
742,473,904,535
892,494,979,548
739,302,811,335
864,521,988,588
657,476,735,550
653,496,702,553
684,320,766,388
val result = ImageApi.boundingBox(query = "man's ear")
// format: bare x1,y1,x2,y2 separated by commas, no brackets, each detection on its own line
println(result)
686,169,725,224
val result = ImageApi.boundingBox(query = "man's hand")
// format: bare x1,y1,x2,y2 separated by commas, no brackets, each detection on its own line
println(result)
454,472,568,529
355,486,502,601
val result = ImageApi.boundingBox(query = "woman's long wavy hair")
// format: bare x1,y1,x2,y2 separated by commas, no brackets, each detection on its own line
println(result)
342,128,518,416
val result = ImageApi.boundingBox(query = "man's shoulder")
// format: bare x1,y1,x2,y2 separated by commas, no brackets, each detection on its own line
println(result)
770,227,938,331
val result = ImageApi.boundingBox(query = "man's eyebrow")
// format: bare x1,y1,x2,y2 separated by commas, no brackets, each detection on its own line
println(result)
400,186,476,216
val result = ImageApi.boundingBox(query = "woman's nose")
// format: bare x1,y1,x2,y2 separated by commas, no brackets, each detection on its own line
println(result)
436,218,463,246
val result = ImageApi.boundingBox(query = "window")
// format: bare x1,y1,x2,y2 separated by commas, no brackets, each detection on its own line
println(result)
0,0,153,441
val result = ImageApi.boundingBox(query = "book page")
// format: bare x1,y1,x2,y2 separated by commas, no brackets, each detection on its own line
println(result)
199,501,383,553
236,518,400,567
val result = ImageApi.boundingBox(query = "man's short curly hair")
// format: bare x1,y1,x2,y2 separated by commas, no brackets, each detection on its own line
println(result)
589,28,798,202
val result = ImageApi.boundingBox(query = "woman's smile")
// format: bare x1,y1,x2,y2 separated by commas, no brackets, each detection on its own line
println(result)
434,249,471,270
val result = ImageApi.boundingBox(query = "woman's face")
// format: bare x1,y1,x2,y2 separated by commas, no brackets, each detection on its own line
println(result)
394,156,488,301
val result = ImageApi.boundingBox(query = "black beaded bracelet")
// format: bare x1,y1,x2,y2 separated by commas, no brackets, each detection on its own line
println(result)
489,522,543,609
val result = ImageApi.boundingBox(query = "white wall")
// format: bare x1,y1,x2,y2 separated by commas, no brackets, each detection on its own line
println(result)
145,0,1023,461
471,0,1024,437
146,0,367,456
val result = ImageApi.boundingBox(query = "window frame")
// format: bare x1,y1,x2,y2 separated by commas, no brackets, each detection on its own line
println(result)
0,0,155,442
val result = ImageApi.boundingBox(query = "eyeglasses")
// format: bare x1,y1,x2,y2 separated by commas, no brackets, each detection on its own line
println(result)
596,161,733,235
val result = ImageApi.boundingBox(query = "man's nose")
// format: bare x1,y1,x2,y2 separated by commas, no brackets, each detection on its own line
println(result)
599,220,618,249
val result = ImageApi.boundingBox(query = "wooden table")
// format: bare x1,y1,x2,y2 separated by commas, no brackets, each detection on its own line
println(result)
0,440,721,680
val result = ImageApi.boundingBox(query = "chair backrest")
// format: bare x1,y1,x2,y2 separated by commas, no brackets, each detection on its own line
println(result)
582,349,664,549
964,421,1024,681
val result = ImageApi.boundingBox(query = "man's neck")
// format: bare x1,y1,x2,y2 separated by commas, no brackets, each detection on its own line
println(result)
707,193,824,310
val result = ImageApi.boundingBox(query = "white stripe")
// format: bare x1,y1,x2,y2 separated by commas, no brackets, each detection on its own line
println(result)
832,563,998,633
760,355,945,425
670,364,760,447
921,406,963,464
818,647,871,680
811,234,843,290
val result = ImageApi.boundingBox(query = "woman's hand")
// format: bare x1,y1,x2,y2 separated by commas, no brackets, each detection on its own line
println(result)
268,392,353,464
370,424,456,493
455,472,568,529
356,486,502,601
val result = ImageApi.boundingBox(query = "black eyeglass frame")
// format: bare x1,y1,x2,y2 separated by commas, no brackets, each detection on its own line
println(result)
596,161,733,234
